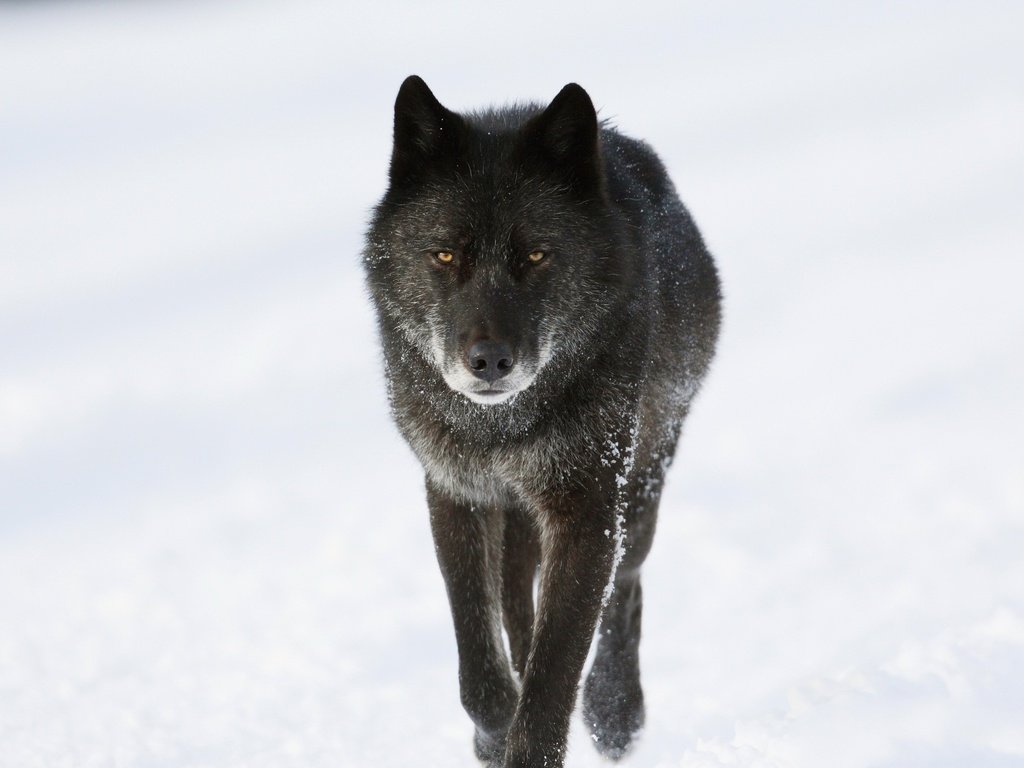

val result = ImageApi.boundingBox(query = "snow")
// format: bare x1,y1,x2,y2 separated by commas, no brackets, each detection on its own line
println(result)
1,1,1023,766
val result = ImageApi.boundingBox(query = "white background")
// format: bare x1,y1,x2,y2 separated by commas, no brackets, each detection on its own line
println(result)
1,2,1022,766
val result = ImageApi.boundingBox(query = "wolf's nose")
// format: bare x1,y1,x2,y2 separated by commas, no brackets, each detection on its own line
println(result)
465,340,515,382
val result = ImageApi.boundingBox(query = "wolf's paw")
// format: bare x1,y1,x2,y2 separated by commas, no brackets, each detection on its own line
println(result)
474,726,508,766
582,664,645,760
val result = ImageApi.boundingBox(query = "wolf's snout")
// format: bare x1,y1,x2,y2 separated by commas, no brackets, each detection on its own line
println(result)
465,339,515,383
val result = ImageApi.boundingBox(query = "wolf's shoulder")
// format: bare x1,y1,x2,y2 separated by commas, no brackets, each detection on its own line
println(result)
597,126,701,249
599,127,675,201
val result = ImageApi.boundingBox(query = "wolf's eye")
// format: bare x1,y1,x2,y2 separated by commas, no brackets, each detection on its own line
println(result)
434,251,455,264
527,251,546,264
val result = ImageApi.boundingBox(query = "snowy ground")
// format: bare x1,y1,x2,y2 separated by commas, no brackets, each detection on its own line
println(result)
2,2,1023,766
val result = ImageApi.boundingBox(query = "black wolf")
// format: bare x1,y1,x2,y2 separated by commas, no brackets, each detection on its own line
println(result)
363,76,721,767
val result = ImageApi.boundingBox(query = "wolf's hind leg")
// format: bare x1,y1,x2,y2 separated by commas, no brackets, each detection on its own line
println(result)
501,509,539,678
583,569,645,759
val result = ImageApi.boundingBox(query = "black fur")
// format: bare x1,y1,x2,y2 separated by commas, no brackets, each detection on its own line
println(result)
363,76,721,767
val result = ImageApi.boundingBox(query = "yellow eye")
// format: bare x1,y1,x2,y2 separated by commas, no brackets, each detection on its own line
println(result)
527,251,546,264
435,251,455,264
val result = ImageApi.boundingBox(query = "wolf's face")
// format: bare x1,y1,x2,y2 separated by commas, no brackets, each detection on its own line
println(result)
365,77,623,406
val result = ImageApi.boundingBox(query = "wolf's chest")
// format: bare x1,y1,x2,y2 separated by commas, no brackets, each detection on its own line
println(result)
402,416,569,507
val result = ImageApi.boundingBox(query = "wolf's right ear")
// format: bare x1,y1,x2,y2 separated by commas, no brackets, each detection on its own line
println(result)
390,75,462,184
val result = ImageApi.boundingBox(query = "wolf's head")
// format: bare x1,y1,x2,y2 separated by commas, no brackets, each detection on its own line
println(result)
365,76,626,406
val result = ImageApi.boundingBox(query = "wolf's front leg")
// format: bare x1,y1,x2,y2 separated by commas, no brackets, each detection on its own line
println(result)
427,482,519,764
502,489,617,768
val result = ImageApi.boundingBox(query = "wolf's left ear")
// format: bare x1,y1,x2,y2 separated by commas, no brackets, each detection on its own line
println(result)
390,75,462,185
522,83,602,192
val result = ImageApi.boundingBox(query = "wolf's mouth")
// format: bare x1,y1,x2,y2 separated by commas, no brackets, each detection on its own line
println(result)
440,361,538,406
463,387,518,406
